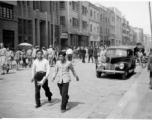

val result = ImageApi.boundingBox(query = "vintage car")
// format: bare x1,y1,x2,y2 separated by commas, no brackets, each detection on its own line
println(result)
96,46,136,79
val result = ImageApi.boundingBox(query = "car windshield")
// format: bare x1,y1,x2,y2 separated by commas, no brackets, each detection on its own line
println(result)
105,49,127,57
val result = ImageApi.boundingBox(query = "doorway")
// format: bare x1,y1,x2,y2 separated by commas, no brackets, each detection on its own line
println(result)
3,30,14,49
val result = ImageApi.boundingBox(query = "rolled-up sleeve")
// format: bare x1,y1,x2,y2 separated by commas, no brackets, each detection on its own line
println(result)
52,62,59,79
69,62,78,77
46,60,50,78
32,62,36,79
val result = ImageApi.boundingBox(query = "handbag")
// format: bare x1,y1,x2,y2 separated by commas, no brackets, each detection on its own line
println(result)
20,60,23,64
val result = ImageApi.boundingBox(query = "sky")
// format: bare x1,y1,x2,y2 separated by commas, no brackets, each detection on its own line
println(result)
89,0,151,35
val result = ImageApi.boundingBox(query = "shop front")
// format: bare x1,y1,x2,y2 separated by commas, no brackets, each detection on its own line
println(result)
89,34,100,47
60,33,68,49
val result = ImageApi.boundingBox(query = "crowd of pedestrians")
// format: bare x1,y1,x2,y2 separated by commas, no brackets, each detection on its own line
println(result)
0,43,110,75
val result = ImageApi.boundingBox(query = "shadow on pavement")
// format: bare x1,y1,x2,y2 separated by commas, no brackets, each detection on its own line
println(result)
41,98,61,106
100,72,138,80
66,101,84,111
7,72,16,74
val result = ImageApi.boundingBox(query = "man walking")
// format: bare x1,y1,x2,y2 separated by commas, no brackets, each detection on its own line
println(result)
0,43,7,75
66,46,73,62
31,50,52,108
81,47,86,63
47,45,54,67
88,46,94,63
148,48,152,89
52,52,79,113
93,46,98,64
32,46,37,61
26,47,33,68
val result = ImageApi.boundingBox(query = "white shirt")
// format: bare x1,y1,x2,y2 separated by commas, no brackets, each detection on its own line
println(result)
32,58,50,79
66,48,73,54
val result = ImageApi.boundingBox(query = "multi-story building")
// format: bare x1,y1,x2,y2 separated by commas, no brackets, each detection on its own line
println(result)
96,3,110,47
110,7,122,46
122,16,130,45
108,8,115,46
89,2,100,47
60,1,89,49
134,27,144,45
0,1,60,49
129,26,136,45
18,1,60,48
0,1,18,49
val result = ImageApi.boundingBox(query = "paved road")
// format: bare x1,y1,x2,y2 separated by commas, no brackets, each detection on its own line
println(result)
0,59,143,118
107,68,152,119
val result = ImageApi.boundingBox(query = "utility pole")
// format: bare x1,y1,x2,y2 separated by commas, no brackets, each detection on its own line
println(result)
149,2,152,41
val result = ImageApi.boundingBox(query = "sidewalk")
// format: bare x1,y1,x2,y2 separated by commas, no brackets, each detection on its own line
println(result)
106,67,152,119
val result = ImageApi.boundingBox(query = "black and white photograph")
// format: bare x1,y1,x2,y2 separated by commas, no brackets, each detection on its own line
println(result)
0,0,152,119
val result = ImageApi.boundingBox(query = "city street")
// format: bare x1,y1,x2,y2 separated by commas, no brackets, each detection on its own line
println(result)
0,59,145,118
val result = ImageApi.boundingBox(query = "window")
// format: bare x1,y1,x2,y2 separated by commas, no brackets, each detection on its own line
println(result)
18,19,22,34
22,1,25,6
100,27,102,33
72,1,78,11
60,1,65,9
90,10,92,17
97,13,99,21
90,24,92,32
98,27,99,33
106,49,127,57
82,21,87,29
17,1,21,6
28,20,32,34
72,18,78,27
0,3,13,19
94,11,96,19
82,6,87,15
60,16,65,26
27,1,30,6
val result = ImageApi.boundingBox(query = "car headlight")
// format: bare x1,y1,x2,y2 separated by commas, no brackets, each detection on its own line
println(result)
119,63,124,69
97,61,102,67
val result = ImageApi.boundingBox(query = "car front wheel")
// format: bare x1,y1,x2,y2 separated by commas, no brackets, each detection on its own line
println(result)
96,72,102,78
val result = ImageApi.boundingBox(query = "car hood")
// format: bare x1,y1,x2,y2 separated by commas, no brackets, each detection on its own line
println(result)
105,56,129,64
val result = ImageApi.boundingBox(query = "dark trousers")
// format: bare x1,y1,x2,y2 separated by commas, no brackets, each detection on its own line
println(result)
88,55,94,63
34,72,52,106
57,82,69,110
94,56,98,64
67,54,72,61
82,55,85,63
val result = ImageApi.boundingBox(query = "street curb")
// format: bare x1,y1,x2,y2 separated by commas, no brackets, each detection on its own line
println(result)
106,67,147,119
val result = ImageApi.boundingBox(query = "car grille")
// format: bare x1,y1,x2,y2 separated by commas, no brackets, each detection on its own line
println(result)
105,64,115,70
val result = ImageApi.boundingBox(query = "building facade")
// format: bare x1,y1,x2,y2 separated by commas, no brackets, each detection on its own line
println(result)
0,1,60,49
89,2,100,47
110,7,122,46
129,26,136,45
108,8,115,46
96,3,111,47
134,27,144,45
60,1,89,49
0,1,18,49
122,16,130,45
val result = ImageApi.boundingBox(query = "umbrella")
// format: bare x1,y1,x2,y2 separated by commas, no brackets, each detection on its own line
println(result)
18,43,33,51
19,43,32,46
